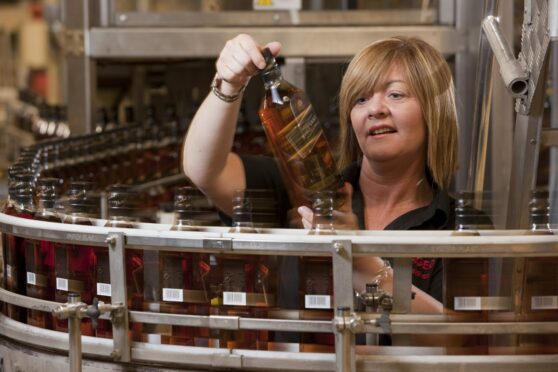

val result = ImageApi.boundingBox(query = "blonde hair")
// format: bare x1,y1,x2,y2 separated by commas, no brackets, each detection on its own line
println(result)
338,36,458,189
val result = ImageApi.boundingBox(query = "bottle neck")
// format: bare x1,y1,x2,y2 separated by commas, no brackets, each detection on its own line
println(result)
261,66,282,89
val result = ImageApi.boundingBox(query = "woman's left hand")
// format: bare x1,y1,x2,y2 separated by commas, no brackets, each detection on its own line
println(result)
296,182,359,230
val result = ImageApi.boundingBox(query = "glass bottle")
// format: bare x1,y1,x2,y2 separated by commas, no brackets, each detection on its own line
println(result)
54,181,98,336
2,173,35,323
443,192,489,355
103,185,144,340
25,178,61,329
258,48,343,208
299,191,335,352
219,189,277,350
517,190,558,354
147,186,213,346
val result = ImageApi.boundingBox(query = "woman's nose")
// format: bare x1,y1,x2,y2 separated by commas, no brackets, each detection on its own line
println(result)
367,95,388,119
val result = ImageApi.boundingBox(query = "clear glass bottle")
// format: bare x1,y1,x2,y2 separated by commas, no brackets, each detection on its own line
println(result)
517,189,558,354
26,178,61,329
258,48,342,208
54,181,98,336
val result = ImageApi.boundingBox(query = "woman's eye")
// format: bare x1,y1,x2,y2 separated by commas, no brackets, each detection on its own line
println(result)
388,92,404,99
355,97,367,105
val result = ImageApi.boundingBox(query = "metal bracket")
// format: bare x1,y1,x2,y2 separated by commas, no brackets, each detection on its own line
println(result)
332,240,355,372
209,315,239,330
62,29,85,56
106,232,131,362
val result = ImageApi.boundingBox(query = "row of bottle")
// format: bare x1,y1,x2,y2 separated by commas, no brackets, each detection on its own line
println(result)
443,190,558,354
40,105,185,191
1,175,335,352
14,90,71,141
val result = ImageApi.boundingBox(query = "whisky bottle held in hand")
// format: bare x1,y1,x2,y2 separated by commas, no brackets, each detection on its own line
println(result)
258,48,342,207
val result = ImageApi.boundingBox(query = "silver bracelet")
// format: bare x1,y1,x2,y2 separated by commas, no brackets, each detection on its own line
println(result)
210,73,246,103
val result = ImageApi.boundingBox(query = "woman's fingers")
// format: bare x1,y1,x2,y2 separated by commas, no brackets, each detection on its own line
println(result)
297,206,313,229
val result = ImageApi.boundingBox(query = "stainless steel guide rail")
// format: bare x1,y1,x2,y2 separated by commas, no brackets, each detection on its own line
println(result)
1,212,558,371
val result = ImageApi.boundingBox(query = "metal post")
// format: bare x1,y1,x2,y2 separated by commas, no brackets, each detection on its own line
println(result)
335,306,354,372
391,258,412,346
106,232,131,362
332,241,354,372
61,0,97,134
467,0,500,205
454,0,483,191
68,293,83,372
550,41,558,224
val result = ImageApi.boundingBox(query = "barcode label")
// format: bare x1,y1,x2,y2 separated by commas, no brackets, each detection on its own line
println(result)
305,295,331,309
6,264,14,279
163,288,184,302
56,278,69,291
223,291,247,306
26,272,36,285
531,296,558,310
454,297,481,311
97,282,111,297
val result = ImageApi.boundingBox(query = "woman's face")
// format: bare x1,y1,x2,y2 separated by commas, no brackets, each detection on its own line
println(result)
350,65,427,167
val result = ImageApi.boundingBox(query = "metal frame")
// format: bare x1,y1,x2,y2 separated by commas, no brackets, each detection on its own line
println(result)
1,212,558,371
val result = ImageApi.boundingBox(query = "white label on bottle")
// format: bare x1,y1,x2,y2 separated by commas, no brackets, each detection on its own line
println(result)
223,291,247,306
305,295,331,309
97,282,111,297
253,0,301,10
163,288,184,302
6,264,14,280
26,272,36,285
454,297,481,311
56,277,69,291
531,296,558,310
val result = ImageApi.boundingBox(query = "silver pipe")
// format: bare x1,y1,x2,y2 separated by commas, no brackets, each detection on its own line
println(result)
68,293,83,372
551,41,558,224
467,0,500,201
483,15,528,96
550,0,558,40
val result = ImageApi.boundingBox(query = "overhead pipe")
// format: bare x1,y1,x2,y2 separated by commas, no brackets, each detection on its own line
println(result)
483,15,529,97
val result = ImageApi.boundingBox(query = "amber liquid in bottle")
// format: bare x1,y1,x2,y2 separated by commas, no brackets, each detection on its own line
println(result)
100,185,144,339
444,192,495,355
219,190,277,350
258,49,342,208
3,174,35,323
26,180,60,329
54,196,98,337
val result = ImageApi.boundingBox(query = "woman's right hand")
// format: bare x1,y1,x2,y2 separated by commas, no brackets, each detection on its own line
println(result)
216,34,282,93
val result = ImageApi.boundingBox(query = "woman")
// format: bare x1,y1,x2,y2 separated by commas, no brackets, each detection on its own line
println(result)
183,34,458,314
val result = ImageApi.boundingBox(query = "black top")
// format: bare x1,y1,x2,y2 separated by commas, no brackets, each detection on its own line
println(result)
241,155,455,303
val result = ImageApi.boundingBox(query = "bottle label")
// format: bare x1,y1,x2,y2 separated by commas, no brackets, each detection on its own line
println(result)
27,272,36,285
6,264,14,281
97,282,112,297
531,296,558,310
278,94,321,160
454,296,512,311
223,291,247,306
163,288,184,302
305,294,331,309
57,277,69,291
454,297,481,311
